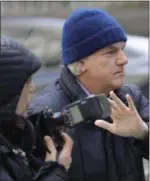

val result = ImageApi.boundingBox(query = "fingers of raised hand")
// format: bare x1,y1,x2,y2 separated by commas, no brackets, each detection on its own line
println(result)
108,98,118,111
126,94,137,112
109,91,127,111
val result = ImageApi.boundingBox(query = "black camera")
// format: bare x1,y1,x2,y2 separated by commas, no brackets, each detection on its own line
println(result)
64,94,111,126
28,94,111,158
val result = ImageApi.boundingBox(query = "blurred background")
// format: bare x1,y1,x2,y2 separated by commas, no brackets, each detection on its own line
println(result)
1,1,149,180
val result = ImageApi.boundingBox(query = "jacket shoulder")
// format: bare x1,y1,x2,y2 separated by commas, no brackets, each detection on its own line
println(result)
28,79,70,115
119,84,148,117
119,84,142,103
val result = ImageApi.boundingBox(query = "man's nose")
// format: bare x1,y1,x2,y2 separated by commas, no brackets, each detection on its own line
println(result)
116,50,128,65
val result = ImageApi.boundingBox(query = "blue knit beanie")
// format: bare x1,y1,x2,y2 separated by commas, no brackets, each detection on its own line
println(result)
62,8,127,65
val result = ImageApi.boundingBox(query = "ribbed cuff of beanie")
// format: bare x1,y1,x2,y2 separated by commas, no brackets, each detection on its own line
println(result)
62,25,127,65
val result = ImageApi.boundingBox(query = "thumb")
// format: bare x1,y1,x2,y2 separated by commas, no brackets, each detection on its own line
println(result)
58,133,73,171
95,120,113,133
60,133,73,156
44,136,57,162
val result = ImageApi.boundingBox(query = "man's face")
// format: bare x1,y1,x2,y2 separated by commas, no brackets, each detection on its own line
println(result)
80,42,128,94
16,77,36,116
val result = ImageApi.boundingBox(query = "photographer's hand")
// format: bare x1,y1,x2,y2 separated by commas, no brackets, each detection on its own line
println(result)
58,133,73,171
44,136,57,162
44,133,73,171
95,91,148,140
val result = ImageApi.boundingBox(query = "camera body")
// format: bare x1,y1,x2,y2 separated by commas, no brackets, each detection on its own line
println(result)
64,94,111,126
29,94,111,157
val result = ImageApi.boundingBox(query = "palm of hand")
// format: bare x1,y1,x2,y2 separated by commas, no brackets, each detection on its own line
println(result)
95,91,148,139
110,101,142,137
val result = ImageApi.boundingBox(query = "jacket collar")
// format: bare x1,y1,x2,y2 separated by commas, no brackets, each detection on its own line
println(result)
59,67,87,102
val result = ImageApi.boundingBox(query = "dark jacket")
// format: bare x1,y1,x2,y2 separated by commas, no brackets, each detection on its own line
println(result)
28,67,149,181
0,130,68,181
0,37,68,181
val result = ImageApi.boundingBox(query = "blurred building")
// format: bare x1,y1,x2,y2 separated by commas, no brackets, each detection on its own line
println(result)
1,1,149,36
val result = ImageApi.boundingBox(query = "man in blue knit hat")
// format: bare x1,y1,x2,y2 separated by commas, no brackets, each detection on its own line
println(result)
28,8,149,181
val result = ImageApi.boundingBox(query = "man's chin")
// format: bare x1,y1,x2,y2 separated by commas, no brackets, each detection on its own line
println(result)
113,79,124,89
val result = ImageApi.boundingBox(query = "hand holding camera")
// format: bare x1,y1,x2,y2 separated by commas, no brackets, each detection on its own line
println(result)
44,133,73,170
28,94,111,159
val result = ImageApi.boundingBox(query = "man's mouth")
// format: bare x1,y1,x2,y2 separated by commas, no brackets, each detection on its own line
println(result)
114,70,124,75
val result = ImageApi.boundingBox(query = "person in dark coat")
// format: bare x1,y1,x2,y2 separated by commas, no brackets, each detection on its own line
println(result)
0,36,73,181
28,8,149,181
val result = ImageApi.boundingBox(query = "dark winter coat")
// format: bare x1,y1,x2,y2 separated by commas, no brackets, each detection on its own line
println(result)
0,126,68,181
28,67,149,181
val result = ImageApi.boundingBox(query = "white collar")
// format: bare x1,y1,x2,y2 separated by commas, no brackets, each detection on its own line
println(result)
77,80,92,96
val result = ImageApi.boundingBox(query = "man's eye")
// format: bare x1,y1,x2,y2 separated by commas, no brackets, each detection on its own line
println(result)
107,50,116,54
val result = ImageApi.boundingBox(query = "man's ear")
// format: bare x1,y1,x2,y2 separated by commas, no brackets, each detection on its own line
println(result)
78,61,87,74
68,61,87,76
